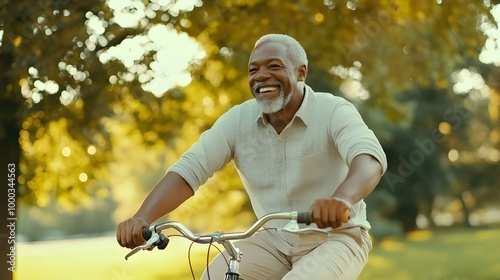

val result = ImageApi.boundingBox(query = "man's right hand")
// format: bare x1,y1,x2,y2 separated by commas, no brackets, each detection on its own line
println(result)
116,217,150,249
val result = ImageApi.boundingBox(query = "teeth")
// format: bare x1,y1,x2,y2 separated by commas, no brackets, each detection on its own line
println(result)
258,86,278,93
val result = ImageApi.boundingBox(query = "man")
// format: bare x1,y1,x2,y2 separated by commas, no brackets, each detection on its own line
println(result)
117,34,387,279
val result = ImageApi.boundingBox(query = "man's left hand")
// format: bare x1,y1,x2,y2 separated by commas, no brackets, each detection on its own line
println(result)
310,197,351,229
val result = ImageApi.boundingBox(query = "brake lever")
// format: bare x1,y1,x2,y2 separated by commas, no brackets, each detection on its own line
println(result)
281,220,325,233
124,231,161,260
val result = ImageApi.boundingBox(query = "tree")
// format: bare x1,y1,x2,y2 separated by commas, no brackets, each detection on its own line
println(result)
0,1,193,277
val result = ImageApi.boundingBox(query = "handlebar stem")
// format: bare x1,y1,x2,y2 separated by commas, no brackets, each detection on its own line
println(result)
227,246,242,275
219,239,241,262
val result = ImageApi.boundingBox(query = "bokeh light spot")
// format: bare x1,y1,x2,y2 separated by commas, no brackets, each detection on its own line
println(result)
62,147,71,157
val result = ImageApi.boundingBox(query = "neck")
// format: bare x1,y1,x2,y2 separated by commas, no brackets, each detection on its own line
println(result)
266,86,305,134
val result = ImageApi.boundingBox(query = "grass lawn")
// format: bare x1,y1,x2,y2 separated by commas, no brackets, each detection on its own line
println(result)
359,228,500,280
15,227,500,280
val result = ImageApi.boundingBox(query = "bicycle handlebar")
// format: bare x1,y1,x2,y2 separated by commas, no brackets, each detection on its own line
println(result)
148,211,310,243
125,210,352,260
125,211,311,260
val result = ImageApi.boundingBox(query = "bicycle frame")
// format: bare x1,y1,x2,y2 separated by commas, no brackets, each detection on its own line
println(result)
125,211,311,280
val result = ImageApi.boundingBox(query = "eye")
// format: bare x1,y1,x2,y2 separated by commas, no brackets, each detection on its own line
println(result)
269,64,281,69
249,68,257,74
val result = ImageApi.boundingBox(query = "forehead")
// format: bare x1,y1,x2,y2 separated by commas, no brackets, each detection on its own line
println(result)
249,41,290,65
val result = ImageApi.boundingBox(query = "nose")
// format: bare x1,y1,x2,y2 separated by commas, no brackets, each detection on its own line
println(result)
252,68,271,82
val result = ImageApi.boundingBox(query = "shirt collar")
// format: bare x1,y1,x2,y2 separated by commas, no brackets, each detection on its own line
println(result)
254,84,314,127
293,84,314,126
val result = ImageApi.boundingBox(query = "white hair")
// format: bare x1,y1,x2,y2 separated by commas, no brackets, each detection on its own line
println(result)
255,34,308,68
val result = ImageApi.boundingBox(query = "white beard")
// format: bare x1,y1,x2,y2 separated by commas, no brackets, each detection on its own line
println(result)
256,88,292,114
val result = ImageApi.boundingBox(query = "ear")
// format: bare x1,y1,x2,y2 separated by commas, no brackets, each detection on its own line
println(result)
297,65,307,82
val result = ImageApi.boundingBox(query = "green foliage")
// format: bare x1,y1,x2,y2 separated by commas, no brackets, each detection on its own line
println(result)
178,0,495,121
1,0,499,234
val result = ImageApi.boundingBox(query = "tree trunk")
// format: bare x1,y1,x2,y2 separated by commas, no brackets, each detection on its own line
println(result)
460,192,472,228
0,122,21,280
487,67,500,151
0,51,21,280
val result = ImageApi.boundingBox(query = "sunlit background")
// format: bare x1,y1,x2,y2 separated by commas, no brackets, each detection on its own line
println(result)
1,0,500,279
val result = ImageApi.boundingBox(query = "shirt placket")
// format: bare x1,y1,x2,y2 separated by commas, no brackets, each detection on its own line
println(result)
276,132,291,210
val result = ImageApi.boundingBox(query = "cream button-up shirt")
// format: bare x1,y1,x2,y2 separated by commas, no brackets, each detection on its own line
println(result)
169,85,387,230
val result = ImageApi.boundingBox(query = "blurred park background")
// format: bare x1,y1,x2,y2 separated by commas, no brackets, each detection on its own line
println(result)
1,0,500,279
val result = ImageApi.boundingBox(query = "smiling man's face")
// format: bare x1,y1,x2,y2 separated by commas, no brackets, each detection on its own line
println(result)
248,41,305,114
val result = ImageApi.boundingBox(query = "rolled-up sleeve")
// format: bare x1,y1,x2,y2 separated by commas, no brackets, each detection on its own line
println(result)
167,107,238,192
329,101,387,174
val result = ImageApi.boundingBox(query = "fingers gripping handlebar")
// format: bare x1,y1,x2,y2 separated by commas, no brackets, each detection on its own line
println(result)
298,209,350,225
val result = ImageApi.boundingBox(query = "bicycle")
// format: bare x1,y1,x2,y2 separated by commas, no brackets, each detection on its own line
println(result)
124,211,315,280
124,210,349,280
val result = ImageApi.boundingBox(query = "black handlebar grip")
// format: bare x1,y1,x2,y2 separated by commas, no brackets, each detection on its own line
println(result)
157,234,169,250
297,211,311,225
142,227,152,240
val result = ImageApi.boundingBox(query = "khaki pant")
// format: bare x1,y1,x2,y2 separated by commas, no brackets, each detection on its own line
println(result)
201,227,372,280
